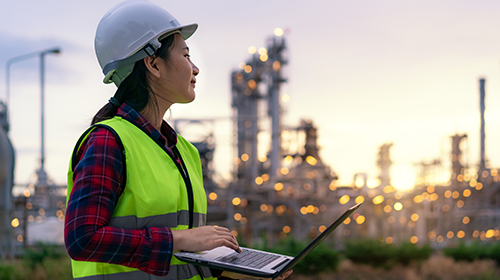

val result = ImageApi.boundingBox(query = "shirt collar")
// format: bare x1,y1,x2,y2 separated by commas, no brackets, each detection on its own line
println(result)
116,103,177,148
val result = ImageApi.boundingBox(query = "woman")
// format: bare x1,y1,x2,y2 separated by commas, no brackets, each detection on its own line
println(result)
64,1,291,280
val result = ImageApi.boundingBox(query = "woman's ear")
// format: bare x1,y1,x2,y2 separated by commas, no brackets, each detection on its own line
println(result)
143,56,161,79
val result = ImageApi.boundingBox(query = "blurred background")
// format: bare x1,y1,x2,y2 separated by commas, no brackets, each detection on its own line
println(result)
1,0,500,279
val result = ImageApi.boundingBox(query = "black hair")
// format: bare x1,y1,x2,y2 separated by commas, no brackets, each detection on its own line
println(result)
91,34,176,125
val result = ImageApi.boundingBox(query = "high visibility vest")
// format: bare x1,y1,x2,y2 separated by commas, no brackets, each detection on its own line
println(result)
66,116,214,280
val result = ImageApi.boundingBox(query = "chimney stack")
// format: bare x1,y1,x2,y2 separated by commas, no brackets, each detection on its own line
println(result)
479,78,486,171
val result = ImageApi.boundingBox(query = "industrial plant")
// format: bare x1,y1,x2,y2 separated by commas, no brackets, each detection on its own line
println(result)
1,30,500,259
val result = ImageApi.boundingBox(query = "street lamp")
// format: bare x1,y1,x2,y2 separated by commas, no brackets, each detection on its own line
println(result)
5,47,61,186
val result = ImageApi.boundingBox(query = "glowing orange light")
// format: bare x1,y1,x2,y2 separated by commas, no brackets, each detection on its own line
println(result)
248,46,256,54
356,215,365,224
463,189,471,197
394,202,403,211
255,177,263,185
339,195,350,205
372,195,384,205
444,190,452,198
273,61,281,71
306,156,317,166
274,28,284,36
427,185,435,193
410,236,418,244
209,192,218,200
280,167,289,175
11,218,19,228
411,213,419,221
232,197,241,206
247,79,257,89
355,196,365,204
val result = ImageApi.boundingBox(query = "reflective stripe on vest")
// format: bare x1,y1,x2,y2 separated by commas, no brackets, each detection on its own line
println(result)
109,211,206,229
74,265,213,280
67,117,213,280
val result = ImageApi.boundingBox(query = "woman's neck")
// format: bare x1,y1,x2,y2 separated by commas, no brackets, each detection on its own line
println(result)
139,103,169,132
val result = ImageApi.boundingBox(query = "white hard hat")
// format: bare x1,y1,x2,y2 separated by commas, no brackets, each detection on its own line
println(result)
95,0,198,86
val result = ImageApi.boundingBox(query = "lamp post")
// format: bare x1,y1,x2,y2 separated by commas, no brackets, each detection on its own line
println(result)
38,48,61,186
5,47,61,186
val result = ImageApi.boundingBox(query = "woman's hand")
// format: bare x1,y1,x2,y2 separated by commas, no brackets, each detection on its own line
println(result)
221,269,293,280
172,226,241,253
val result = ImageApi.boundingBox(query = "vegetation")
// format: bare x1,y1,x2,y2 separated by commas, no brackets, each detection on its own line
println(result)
268,237,341,275
343,239,432,268
443,242,500,264
2,240,500,279
22,243,66,270
344,238,396,268
0,244,71,280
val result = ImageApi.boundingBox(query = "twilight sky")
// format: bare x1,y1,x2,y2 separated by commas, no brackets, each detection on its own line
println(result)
1,0,500,191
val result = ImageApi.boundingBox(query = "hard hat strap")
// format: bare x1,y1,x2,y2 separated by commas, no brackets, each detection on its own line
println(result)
102,43,157,76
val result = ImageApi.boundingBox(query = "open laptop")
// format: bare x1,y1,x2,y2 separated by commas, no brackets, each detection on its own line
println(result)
175,203,361,279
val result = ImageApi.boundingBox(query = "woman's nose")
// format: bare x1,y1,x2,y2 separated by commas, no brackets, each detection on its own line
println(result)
192,63,199,76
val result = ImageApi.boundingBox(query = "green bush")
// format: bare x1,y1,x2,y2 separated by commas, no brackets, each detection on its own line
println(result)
443,242,484,262
442,242,500,265
0,255,72,280
23,243,65,270
344,239,433,268
268,237,340,275
485,243,499,265
0,263,15,280
39,256,72,279
344,239,396,268
396,242,433,266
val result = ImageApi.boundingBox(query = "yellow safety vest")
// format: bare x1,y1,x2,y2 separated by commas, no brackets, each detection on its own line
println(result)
67,116,214,280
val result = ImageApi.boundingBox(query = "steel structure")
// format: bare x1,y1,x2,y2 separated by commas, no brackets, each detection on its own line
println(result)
0,101,15,258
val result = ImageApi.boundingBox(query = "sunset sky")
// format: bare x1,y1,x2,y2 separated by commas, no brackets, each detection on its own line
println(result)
1,0,500,191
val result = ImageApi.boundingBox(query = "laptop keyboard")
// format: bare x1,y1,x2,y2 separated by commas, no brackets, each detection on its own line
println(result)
215,249,280,269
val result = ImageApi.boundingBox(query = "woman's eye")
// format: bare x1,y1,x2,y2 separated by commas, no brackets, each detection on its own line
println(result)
185,54,191,58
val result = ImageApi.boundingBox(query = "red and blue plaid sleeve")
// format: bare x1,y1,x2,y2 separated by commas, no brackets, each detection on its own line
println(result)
64,127,174,276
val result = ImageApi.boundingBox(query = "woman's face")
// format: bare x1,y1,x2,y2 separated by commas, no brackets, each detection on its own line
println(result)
155,33,199,105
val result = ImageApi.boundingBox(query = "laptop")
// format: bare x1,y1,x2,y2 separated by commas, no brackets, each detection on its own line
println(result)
175,203,361,279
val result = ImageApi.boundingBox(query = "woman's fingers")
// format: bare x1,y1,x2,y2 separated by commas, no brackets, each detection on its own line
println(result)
279,269,293,279
216,236,241,253
222,269,293,280
213,227,241,251
172,226,241,253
